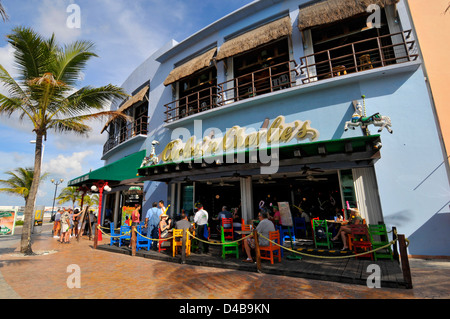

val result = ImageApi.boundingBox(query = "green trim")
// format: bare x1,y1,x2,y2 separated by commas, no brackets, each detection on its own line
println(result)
68,150,146,186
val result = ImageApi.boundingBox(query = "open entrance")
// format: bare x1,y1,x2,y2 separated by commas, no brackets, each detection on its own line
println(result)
252,171,343,222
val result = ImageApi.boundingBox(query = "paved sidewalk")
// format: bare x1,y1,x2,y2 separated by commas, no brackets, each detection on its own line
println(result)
0,228,449,300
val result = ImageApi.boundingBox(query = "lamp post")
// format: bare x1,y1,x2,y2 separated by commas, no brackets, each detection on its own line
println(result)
91,181,111,242
50,178,64,222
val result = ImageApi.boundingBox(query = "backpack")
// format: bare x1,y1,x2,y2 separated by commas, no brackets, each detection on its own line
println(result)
315,226,327,240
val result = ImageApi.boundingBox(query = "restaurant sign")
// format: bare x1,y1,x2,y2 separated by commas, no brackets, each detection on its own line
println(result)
158,115,320,164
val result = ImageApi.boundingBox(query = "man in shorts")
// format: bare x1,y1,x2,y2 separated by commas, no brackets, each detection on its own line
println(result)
242,208,275,263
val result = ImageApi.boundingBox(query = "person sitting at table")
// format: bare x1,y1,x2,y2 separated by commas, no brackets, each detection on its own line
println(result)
242,208,275,263
174,212,194,243
159,212,172,247
332,208,362,250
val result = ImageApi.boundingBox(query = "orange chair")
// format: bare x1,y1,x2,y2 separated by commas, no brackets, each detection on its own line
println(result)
259,230,281,264
241,224,252,251
222,218,233,241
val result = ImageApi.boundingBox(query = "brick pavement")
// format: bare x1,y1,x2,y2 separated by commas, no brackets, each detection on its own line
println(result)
0,231,449,300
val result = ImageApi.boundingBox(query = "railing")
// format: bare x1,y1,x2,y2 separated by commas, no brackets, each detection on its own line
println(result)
164,30,418,123
103,116,149,155
298,30,419,84
164,60,298,123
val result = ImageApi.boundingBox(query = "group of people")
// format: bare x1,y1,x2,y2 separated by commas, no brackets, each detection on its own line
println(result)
52,208,96,244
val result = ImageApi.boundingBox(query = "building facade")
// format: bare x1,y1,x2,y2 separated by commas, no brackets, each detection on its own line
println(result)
70,0,450,256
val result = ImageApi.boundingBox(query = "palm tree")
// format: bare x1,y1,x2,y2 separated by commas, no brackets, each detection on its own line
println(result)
0,27,127,255
0,167,48,205
0,1,8,22
78,193,99,208
57,186,80,208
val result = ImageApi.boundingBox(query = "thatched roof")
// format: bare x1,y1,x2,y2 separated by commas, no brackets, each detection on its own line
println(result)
101,85,149,133
215,16,292,61
163,47,217,86
298,0,399,30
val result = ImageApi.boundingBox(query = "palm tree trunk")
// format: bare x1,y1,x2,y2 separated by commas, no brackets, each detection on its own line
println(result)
20,133,44,255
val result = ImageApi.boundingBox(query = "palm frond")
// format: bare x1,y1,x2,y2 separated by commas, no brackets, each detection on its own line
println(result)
6,27,55,80
54,40,98,86
0,1,8,22
49,84,127,118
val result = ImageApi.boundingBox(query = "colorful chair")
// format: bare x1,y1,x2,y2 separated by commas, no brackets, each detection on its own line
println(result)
221,226,239,259
136,226,151,251
119,225,131,247
293,217,307,238
158,228,170,253
109,222,120,246
241,224,252,252
369,224,393,260
350,224,373,260
259,230,281,264
173,229,191,257
222,218,233,241
312,220,333,249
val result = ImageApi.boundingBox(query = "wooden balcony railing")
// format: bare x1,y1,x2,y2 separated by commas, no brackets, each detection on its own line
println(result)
164,60,298,123
103,116,149,155
164,30,418,123
298,30,419,83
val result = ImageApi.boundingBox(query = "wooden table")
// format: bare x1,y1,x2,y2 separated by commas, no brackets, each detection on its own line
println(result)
234,230,252,236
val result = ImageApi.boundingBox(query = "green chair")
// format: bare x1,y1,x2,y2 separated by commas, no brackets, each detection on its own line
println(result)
221,226,239,259
369,224,393,261
312,220,333,249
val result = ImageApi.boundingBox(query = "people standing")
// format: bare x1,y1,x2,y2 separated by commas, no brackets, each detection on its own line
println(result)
53,209,62,238
194,203,209,254
145,202,161,250
60,209,71,244
158,200,166,215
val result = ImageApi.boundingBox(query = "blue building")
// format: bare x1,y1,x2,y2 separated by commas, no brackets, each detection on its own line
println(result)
69,0,450,257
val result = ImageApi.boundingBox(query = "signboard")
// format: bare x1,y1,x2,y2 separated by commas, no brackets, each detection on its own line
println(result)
277,202,293,227
34,206,45,226
0,210,17,236
121,206,134,226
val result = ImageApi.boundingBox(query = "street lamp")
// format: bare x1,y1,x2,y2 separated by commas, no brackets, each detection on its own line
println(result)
50,178,64,229
90,181,111,241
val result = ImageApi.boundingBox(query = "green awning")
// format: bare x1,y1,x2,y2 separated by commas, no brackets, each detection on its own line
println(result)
68,150,146,187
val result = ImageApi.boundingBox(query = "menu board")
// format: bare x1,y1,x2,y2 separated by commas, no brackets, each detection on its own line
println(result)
277,202,293,226
121,206,134,226
0,210,17,236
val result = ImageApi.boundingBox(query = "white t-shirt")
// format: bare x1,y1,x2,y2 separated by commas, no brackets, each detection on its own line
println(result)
194,209,208,226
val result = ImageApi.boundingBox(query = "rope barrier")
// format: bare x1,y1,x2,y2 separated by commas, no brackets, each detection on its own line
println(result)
97,225,407,260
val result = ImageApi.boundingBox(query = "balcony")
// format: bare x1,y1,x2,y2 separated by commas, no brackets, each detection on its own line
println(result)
103,116,149,156
164,30,419,123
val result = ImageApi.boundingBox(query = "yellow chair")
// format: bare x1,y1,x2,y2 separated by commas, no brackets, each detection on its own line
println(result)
332,65,347,76
173,229,191,257
359,54,373,70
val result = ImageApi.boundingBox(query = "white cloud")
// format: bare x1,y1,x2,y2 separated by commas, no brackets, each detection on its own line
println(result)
42,150,94,180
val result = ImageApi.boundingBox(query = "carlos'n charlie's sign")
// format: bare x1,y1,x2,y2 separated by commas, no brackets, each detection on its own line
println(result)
159,115,320,163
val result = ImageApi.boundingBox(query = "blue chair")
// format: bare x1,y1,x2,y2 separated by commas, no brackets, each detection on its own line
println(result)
275,225,287,257
136,225,151,251
293,217,307,238
119,225,131,247
110,222,120,246
279,225,295,242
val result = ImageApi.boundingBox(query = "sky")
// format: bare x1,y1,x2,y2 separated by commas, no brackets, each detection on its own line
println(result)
0,0,255,208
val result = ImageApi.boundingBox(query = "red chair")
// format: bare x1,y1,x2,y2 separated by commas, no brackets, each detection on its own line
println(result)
222,218,233,241
349,224,373,260
241,224,252,251
158,228,170,253
259,230,281,264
